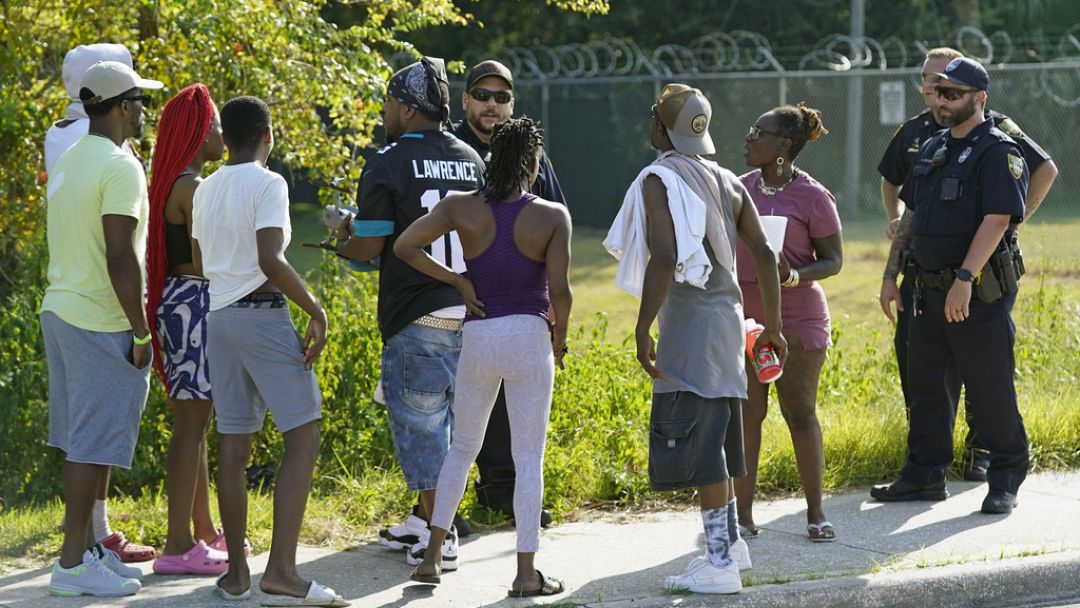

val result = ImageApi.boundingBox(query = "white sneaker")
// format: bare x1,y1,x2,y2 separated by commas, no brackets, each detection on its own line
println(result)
98,545,144,580
665,556,742,594
379,513,429,551
406,525,458,571
50,549,142,597
730,538,752,570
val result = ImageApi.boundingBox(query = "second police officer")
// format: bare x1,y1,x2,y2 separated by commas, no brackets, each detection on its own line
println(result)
873,58,1030,514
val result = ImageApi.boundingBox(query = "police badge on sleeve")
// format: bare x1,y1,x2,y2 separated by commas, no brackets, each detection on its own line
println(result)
1007,154,1024,180
999,117,1024,138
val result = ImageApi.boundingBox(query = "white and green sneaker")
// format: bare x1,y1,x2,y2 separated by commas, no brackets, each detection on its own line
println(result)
49,548,142,597
98,544,144,580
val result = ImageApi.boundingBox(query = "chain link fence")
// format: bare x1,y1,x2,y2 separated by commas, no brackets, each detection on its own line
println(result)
438,28,1080,227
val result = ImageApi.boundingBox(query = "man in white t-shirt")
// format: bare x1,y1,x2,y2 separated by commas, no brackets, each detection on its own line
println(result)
45,44,135,175
192,96,340,605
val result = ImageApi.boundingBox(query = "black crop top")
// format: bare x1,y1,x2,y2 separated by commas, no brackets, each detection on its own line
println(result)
165,223,193,266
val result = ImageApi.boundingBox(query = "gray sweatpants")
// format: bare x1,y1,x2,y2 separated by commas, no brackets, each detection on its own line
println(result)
431,315,554,553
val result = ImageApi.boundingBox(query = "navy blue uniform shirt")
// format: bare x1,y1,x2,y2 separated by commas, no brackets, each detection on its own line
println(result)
452,120,567,205
879,108,1050,187
900,118,1028,272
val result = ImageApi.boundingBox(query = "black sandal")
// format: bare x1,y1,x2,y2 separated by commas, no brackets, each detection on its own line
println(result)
410,564,441,585
508,570,565,597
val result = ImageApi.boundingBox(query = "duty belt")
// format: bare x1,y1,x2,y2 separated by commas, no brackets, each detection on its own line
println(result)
412,314,463,331
915,267,955,291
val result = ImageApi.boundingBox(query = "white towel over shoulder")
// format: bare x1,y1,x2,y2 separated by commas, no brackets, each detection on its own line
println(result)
603,164,710,297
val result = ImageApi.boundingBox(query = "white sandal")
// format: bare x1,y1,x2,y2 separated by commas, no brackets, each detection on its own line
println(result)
261,580,350,607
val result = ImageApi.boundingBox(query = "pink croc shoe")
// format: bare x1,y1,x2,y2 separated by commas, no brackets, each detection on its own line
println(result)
208,528,252,557
152,540,229,575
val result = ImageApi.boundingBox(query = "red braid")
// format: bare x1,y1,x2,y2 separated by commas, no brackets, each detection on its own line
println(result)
146,83,215,389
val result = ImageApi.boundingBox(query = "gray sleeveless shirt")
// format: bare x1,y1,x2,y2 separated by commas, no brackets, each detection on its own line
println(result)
651,153,748,399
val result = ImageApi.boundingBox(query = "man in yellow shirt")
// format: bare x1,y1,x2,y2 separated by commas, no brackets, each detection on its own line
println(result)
41,60,163,598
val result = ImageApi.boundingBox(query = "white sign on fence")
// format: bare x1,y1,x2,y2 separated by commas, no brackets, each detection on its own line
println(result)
879,81,906,125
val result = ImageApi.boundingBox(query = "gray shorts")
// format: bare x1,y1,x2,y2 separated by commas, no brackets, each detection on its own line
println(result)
41,311,151,468
206,303,321,435
649,391,746,491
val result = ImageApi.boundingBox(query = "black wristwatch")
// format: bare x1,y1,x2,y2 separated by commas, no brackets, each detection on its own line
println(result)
955,268,976,283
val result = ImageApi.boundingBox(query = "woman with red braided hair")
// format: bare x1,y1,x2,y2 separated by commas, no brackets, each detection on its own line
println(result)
146,84,244,575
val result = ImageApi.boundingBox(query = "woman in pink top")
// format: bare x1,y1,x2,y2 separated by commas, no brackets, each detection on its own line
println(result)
734,102,843,542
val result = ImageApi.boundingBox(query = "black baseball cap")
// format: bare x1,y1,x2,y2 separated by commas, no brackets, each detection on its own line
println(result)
466,60,513,90
934,57,989,91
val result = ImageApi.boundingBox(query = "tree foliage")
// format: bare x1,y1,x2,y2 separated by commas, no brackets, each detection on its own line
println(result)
0,0,474,287
400,0,1080,69
0,0,607,505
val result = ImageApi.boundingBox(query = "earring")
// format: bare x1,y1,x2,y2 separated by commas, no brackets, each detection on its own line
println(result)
776,157,785,177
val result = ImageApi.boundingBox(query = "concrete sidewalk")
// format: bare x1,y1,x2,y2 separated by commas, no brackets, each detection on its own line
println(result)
1,470,1078,608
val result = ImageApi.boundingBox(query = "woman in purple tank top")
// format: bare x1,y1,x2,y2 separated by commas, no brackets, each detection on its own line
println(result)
395,117,573,597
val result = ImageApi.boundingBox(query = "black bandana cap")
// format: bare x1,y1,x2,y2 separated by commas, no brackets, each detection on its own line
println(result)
387,56,450,122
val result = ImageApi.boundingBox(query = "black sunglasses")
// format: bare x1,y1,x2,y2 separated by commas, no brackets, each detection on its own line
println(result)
935,85,977,101
747,125,783,141
468,88,512,104
119,94,152,105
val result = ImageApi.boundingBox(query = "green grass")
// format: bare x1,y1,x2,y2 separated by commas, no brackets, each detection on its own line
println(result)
571,217,1080,344
2,217,1078,569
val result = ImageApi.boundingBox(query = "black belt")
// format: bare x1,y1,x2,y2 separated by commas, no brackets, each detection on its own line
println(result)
915,267,955,291
232,292,287,308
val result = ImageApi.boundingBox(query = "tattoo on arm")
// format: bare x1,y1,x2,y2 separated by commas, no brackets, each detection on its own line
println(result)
884,212,915,279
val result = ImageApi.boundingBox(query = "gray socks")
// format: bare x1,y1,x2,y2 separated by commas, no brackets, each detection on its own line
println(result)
702,506,733,568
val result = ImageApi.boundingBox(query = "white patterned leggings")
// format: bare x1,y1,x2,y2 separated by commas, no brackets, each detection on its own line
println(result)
431,314,555,553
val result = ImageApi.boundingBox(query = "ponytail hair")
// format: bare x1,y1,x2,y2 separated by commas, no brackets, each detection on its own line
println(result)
773,101,828,160
146,83,215,388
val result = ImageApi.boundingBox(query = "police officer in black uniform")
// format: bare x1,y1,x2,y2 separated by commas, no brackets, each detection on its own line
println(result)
877,48,1056,482
873,58,1029,514
453,60,566,528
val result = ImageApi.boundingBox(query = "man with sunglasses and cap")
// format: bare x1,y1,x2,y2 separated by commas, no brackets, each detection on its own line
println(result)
452,60,565,529
607,84,785,594
875,58,1030,515
336,56,485,571
877,48,1056,483
42,60,163,597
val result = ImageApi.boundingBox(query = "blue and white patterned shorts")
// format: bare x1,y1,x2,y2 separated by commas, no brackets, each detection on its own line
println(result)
157,276,212,401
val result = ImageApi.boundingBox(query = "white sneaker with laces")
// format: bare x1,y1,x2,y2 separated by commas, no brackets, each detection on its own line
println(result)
379,513,430,551
406,525,458,571
49,548,142,597
730,538,752,570
98,545,144,580
665,556,742,594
